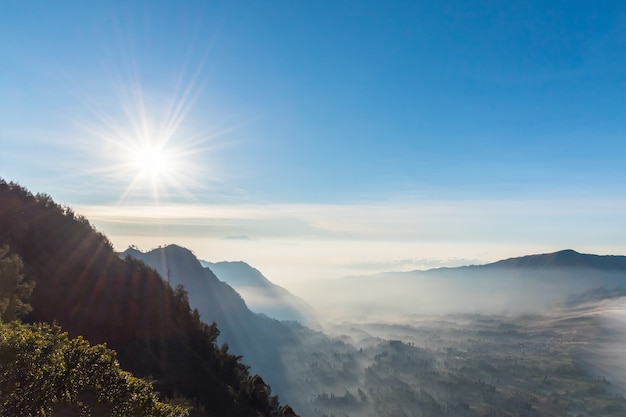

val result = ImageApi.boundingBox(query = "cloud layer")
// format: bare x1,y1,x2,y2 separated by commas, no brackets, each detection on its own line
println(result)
75,198,626,291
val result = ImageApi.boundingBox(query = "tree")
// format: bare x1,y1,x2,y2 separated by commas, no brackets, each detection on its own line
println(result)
0,321,188,416
0,245,34,322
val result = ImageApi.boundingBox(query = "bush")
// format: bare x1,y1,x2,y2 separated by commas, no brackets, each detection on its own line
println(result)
0,321,187,417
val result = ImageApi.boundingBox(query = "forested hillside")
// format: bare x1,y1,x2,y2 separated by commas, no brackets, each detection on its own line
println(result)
120,245,302,401
0,179,297,417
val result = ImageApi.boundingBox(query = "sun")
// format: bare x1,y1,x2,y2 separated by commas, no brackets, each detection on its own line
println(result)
73,56,224,204
122,140,189,203
132,145,172,177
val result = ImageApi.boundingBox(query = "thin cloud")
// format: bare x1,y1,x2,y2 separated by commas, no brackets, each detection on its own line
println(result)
75,198,626,246
223,235,252,240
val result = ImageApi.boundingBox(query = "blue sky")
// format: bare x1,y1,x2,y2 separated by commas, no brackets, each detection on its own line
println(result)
2,1,626,286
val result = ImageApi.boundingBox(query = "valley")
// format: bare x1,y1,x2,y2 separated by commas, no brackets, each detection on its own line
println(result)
283,306,626,417
125,243,626,417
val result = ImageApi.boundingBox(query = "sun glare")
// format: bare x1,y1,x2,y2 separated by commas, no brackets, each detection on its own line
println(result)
71,38,226,205
76,81,214,204
132,145,172,176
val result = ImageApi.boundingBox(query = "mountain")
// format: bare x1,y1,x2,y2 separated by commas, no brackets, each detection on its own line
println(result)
200,260,317,324
120,245,304,403
0,179,296,416
476,249,626,270
122,245,251,324
297,249,626,320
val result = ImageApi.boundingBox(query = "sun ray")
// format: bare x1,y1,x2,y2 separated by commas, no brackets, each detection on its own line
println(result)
65,59,226,206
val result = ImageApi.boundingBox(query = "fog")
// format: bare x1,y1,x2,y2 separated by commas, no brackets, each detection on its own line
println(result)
293,267,626,322
565,297,626,392
274,293,626,417
275,303,626,416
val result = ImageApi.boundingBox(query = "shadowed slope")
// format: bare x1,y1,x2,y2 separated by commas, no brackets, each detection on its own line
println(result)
0,179,296,417
121,245,301,403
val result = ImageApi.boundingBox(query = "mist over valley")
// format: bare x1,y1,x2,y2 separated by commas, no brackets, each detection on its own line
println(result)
296,250,626,320
125,242,626,417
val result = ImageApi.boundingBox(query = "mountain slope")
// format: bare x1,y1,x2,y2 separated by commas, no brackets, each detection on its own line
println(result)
123,245,250,323
201,260,317,324
121,245,302,402
0,179,295,416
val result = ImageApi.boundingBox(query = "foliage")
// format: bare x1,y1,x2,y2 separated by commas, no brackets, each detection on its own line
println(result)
0,321,187,416
0,245,34,322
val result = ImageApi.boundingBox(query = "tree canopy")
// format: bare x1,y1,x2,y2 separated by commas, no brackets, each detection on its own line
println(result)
0,321,187,416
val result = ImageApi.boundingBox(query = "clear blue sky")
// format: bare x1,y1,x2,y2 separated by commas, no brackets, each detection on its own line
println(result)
2,1,626,284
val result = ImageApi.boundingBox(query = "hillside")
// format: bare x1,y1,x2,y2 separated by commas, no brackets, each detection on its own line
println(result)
200,260,316,324
0,179,297,417
121,245,310,403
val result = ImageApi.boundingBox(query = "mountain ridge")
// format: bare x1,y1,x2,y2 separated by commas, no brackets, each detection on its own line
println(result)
408,249,626,275
120,244,308,404
200,259,317,324
477,249,626,270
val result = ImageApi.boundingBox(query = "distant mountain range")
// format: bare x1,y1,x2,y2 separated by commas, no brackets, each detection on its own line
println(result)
298,249,626,319
125,246,626,323
199,259,316,324
470,249,626,271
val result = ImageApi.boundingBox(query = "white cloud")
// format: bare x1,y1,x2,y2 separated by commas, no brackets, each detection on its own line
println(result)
74,198,626,290
76,198,626,243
